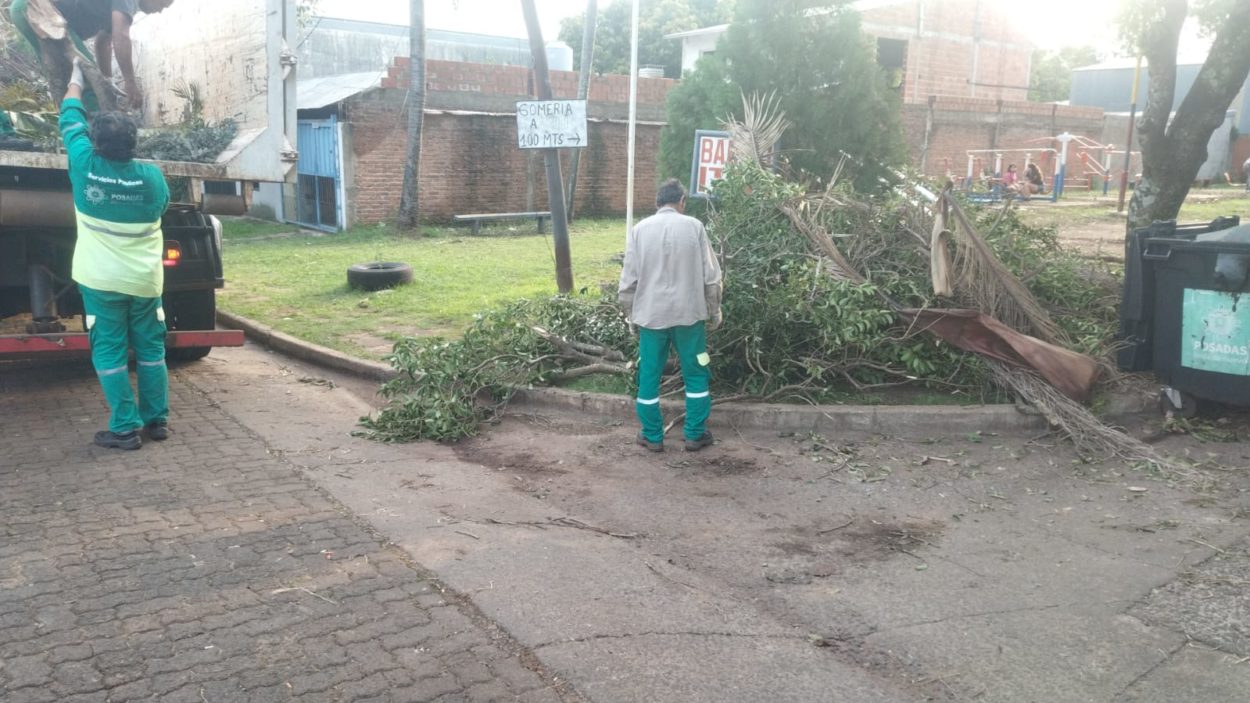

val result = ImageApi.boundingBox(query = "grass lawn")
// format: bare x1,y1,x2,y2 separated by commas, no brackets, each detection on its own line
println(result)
1015,187,1250,231
217,188,1249,365
218,218,627,359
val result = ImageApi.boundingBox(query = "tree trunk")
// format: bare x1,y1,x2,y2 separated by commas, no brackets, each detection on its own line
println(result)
520,0,574,294
565,0,597,223
1127,0,1250,232
397,0,426,231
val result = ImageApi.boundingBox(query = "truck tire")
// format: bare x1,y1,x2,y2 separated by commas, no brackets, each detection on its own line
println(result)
164,289,216,362
348,262,413,291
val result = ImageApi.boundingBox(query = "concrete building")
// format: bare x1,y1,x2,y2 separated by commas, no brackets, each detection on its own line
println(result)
1070,57,1250,182
667,0,1034,103
1070,57,1250,134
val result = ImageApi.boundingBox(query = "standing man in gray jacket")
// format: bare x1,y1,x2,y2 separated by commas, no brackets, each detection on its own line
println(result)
619,179,723,452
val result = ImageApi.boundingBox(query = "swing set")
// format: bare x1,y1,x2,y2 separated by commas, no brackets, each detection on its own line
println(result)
948,133,1141,203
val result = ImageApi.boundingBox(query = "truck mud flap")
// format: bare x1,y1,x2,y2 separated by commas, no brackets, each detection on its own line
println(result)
0,330,244,355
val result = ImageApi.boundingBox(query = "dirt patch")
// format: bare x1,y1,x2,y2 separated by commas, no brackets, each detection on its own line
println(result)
453,441,569,477
665,453,761,476
831,518,946,562
345,332,395,357
511,412,622,436
770,540,819,557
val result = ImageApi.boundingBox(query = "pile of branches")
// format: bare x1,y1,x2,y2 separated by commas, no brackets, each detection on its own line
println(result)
364,97,1177,475
136,83,237,163
359,297,634,442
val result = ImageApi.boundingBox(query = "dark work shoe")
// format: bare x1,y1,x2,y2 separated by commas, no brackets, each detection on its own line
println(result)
684,431,714,452
94,430,142,450
636,432,664,453
145,422,170,441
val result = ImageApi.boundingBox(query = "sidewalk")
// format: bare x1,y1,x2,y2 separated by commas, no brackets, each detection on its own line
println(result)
0,361,570,702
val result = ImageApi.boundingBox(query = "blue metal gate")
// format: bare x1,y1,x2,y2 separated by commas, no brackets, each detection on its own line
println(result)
296,116,341,230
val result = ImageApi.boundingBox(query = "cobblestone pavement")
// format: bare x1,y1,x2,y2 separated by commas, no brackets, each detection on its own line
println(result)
0,361,571,702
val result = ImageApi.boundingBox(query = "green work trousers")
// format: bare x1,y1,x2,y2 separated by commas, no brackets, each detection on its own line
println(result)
80,285,169,435
636,322,711,443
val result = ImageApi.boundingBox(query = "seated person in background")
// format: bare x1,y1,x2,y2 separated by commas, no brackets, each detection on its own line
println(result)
1001,164,1019,194
1021,163,1045,199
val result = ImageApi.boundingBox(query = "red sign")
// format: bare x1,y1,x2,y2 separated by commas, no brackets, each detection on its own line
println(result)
691,131,731,197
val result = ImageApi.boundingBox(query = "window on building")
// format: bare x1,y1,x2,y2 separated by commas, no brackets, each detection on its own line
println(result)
876,37,907,93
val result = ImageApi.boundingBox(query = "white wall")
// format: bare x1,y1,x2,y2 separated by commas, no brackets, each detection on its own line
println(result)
679,31,725,74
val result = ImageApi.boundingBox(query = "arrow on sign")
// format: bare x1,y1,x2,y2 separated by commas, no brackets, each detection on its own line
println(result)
568,135,582,145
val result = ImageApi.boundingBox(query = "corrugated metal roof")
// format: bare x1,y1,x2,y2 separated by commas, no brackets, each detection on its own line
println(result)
298,72,380,110
1073,54,1211,72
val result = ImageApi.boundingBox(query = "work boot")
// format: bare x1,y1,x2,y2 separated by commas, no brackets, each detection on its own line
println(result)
684,431,714,452
636,432,663,453
94,430,141,450
145,421,170,441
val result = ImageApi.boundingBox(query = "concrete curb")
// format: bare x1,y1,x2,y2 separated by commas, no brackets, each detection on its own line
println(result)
216,310,1048,437
509,387,1047,437
216,311,398,382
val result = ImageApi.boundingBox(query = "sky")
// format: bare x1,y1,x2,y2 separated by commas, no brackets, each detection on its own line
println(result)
312,0,1194,57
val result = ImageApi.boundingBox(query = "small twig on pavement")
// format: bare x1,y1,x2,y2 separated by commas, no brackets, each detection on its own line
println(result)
1185,538,1227,554
818,517,855,534
483,517,640,539
645,561,700,590
455,530,481,540
550,517,640,539
271,586,338,605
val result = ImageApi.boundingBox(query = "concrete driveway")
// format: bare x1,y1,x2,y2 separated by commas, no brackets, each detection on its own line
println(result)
3,343,1248,701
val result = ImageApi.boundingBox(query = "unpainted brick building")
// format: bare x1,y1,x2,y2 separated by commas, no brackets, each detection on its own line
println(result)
328,59,675,227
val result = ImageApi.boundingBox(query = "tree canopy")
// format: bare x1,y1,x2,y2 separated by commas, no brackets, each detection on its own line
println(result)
557,0,733,78
1028,46,1100,103
658,0,907,191
1120,0,1250,230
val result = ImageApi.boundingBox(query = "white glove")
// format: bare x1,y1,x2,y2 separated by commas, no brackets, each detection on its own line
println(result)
69,59,85,90
708,308,723,332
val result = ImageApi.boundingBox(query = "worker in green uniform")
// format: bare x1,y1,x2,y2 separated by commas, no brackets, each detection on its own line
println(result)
11,0,175,111
619,179,723,453
61,60,171,450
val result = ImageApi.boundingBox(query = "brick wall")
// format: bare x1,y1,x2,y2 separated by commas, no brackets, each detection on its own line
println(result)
345,59,671,225
382,58,677,108
863,0,1033,103
903,97,1108,179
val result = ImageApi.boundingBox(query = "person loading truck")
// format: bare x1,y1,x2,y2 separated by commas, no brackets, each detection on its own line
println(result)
9,0,175,111
61,60,171,450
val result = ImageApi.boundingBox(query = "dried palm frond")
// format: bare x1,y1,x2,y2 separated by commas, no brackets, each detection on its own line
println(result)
726,91,790,168
989,362,1201,485
930,195,954,297
778,200,866,285
944,193,1064,344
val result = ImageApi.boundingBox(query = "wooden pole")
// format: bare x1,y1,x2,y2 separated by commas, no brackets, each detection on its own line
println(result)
520,0,574,294
1117,56,1142,214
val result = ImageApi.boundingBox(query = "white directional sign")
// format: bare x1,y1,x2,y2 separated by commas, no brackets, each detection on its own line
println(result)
516,100,588,149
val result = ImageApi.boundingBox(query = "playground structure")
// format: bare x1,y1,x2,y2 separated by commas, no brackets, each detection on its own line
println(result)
948,133,1141,203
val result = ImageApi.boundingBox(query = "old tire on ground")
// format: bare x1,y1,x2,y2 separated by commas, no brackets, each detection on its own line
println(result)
164,289,215,362
348,262,413,291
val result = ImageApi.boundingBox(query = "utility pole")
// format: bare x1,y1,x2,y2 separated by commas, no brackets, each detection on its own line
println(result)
520,0,573,294
564,0,598,222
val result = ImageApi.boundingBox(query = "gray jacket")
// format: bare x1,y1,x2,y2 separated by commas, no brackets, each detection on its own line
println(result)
619,206,722,329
